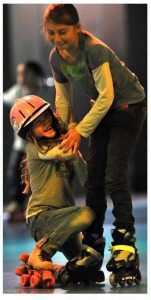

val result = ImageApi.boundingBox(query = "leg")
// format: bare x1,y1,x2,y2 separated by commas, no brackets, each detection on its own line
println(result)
85,123,108,234
60,234,83,260
105,103,146,286
105,103,147,230
27,206,96,269
83,120,108,255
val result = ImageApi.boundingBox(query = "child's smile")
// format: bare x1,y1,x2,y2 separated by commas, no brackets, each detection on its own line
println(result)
32,111,56,139
45,21,80,52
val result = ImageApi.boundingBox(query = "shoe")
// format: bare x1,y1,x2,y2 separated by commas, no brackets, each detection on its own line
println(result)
82,232,106,258
28,245,54,270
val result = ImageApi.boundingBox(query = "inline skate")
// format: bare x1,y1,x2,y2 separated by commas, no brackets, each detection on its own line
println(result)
106,229,142,287
59,246,105,286
82,232,106,259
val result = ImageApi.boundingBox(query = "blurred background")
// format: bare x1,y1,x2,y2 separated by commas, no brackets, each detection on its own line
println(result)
3,3,147,209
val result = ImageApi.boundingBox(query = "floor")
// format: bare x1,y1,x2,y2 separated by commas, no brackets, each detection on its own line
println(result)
3,195,147,295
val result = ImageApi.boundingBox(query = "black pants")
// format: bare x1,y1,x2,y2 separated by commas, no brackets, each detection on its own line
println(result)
85,101,147,235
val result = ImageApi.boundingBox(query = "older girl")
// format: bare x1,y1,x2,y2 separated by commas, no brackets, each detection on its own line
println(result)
43,4,146,285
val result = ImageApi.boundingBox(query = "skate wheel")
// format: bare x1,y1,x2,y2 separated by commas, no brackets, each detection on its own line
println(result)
109,273,118,287
30,274,43,288
42,271,55,288
96,270,105,282
19,253,29,263
15,266,27,276
127,278,133,286
20,274,30,287
60,269,71,287
119,279,126,287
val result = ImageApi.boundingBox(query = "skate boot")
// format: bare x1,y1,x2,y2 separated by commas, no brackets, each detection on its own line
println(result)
82,232,106,259
60,246,105,286
28,245,54,271
106,229,142,287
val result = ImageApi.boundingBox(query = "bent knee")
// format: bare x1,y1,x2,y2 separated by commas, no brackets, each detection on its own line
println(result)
80,206,95,224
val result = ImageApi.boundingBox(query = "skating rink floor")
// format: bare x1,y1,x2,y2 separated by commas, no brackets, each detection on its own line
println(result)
2,194,148,297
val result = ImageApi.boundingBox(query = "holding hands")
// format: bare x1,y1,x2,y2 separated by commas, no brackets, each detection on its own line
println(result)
59,128,81,155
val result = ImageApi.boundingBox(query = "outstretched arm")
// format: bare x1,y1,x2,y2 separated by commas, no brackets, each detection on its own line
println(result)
60,62,114,153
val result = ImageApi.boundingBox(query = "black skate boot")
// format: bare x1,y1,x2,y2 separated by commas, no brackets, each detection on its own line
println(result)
60,246,105,286
82,232,106,260
106,229,142,287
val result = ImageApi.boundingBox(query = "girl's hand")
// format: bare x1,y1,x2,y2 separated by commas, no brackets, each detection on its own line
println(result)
59,128,81,154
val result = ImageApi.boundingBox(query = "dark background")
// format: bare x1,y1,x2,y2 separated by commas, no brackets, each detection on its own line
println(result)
3,4,147,203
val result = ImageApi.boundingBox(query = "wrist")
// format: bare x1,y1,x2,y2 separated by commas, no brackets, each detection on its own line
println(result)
68,122,77,130
75,126,85,138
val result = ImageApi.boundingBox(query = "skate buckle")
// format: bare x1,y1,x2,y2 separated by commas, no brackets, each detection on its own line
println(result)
111,245,136,254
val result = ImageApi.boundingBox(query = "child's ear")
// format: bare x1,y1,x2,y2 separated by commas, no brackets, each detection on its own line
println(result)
76,22,81,32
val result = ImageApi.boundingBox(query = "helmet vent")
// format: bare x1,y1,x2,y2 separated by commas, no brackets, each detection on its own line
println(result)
19,110,26,118
27,101,35,108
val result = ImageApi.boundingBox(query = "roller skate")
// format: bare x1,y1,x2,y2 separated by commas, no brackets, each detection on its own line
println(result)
59,246,105,286
82,232,106,259
106,229,142,287
15,252,64,288
28,245,54,270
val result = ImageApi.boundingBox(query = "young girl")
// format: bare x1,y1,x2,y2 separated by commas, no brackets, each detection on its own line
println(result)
9,95,103,279
43,4,146,285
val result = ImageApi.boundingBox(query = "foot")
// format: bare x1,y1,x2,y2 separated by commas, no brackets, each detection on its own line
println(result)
28,246,54,270
67,246,103,273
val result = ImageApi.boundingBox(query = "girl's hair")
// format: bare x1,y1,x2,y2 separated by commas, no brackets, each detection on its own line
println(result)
20,156,30,194
26,108,67,154
21,109,67,194
43,4,79,37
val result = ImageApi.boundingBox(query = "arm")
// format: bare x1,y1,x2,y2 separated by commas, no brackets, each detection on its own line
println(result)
55,80,72,126
76,61,114,137
60,62,114,152
38,145,73,160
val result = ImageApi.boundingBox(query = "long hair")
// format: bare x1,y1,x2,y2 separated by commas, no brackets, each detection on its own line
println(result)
20,111,67,194
20,156,30,194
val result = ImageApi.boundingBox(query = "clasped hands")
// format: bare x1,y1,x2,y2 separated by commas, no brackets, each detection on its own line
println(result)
59,128,81,155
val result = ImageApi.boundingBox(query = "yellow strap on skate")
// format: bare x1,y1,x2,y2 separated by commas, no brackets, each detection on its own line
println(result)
110,245,135,254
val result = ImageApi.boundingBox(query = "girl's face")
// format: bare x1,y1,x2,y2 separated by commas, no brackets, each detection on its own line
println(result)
32,111,56,140
45,21,80,51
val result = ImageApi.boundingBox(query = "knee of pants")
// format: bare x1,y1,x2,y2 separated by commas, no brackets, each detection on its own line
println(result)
79,206,95,226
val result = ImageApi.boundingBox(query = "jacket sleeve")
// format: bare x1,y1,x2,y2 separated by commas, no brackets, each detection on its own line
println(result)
38,145,73,160
76,62,114,138
54,80,72,126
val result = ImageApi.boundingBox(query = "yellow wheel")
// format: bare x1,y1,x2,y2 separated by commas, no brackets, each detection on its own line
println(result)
109,273,118,287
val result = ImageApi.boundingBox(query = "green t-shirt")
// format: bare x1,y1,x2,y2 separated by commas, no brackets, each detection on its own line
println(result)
26,142,75,218
50,30,145,107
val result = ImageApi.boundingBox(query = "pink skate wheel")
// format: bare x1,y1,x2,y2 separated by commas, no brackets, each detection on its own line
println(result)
15,266,27,276
19,253,29,263
30,274,43,288
20,274,30,287
43,271,55,288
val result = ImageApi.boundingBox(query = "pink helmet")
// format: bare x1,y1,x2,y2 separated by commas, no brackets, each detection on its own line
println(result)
9,95,51,138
